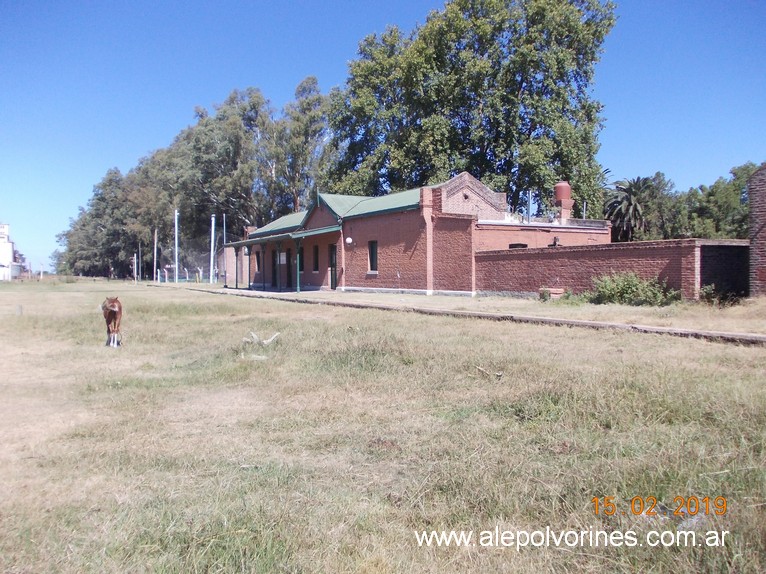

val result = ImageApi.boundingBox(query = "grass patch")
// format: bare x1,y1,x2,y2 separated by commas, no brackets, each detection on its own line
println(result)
0,282,764,573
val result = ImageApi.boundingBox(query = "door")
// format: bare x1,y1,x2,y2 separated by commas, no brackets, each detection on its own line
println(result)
329,244,337,290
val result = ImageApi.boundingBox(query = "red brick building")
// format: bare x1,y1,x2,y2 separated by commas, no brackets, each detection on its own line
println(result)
224,172,754,299
226,173,611,295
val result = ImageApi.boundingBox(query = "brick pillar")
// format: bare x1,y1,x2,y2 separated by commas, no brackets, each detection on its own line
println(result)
422,188,434,295
749,165,766,296
432,186,443,213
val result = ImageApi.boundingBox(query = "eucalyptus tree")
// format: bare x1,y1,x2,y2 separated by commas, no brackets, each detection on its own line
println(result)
57,168,135,276
126,147,182,274
253,77,328,220
181,89,267,244
282,77,327,210
326,0,615,210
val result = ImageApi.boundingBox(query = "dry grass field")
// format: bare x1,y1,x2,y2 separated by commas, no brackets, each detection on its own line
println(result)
0,280,764,573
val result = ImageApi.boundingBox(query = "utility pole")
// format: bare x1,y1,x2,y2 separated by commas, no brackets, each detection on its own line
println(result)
153,228,158,282
223,213,227,286
174,209,179,283
209,214,216,284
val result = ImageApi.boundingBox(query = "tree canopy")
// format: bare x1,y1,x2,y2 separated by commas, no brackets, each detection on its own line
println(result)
604,177,648,242
326,0,616,214
56,0,762,277
603,162,764,243
57,80,328,277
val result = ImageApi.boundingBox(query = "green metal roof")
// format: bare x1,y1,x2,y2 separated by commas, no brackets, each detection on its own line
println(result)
318,194,367,217
290,225,341,239
248,210,307,239
234,186,424,246
318,187,422,220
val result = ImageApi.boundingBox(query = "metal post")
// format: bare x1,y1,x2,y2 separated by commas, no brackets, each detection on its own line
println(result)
209,214,216,284
174,209,179,283
234,246,240,289
296,239,301,293
153,228,158,283
223,213,227,286
246,247,251,289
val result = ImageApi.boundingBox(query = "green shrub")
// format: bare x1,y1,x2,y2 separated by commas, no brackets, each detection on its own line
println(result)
699,283,742,308
585,272,680,306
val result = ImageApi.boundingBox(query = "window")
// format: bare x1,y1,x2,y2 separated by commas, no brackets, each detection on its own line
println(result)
368,240,378,272
298,246,304,272
312,245,319,272
254,251,261,273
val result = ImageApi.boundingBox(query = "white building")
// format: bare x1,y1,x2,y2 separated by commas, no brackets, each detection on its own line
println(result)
0,224,21,281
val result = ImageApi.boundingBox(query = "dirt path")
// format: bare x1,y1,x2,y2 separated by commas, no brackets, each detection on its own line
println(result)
193,286,766,345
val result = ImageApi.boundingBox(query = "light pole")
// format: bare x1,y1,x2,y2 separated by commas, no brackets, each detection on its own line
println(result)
209,214,216,284
174,209,179,283
223,213,227,287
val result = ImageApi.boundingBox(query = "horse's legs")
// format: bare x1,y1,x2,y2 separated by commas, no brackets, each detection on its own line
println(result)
114,313,121,346
106,324,118,347
112,311,121,347
104,309,122,347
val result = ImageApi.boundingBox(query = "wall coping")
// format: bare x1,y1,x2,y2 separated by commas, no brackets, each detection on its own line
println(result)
476,238,749,258
476,219,610,232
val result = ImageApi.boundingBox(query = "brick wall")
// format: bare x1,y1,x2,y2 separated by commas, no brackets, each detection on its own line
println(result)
341,209,427,290
476,240,704,299
297,234,340,290
749,165,766,296
433,214,474,292
474,223,610,250
217,246,247,287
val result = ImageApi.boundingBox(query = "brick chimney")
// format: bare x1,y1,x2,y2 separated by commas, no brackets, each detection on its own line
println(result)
554,181,574,224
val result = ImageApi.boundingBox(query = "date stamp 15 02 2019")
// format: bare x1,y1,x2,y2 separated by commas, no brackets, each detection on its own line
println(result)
592,496,727,517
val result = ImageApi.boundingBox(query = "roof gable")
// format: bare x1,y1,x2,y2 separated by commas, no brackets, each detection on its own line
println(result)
302,201,339,231
438,172,506,219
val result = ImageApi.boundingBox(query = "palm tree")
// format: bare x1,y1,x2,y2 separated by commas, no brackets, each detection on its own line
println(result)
604,177,650,242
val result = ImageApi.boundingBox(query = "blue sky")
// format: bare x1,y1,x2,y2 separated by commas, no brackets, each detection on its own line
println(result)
1,0,764,271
